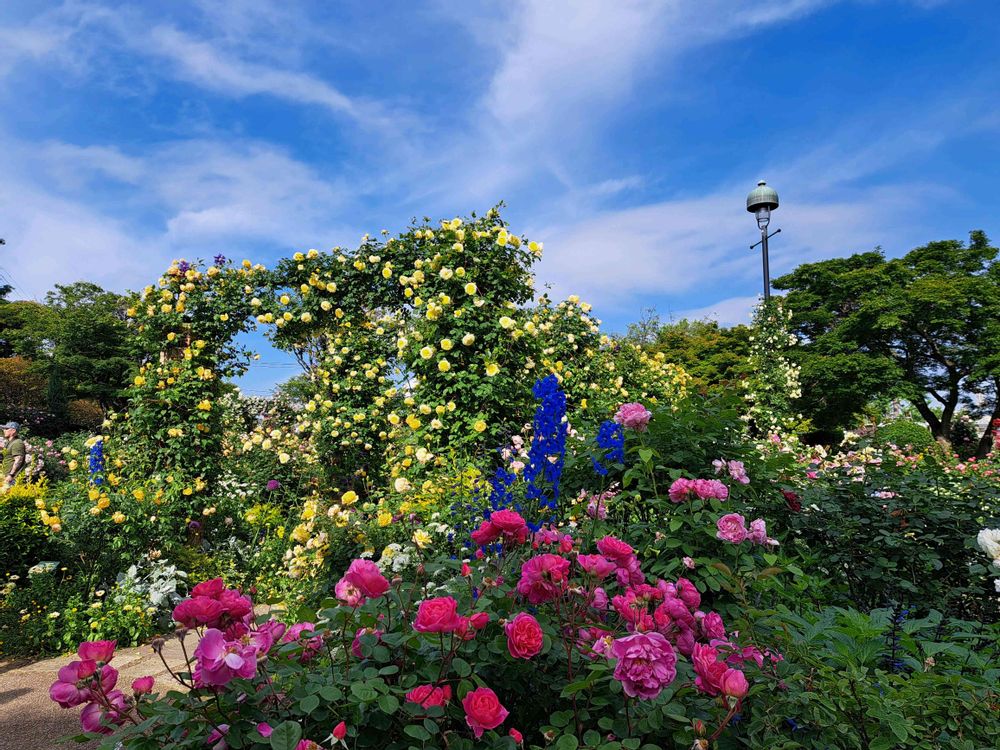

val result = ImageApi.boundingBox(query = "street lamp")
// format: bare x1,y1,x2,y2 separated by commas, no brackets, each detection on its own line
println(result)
746,180,780,301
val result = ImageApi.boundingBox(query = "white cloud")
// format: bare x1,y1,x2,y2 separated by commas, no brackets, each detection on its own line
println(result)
675,296,759,327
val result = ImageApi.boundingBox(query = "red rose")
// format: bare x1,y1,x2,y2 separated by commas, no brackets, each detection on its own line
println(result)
462,686,509,738
332,721,347,740
406,683,452,708
509,728,523,745
505,612,543,659
413,596,463,633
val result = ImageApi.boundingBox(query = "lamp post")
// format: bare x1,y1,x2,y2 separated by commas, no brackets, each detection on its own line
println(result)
746,180,780,301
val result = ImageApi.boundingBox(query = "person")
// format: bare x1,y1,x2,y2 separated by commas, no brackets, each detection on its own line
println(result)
1,421,27,490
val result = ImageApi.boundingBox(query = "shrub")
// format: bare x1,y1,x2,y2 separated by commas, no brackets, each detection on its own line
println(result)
0,481,58,577
874,419,937,453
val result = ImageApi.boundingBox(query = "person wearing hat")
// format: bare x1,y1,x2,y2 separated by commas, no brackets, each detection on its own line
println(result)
1,422,26,490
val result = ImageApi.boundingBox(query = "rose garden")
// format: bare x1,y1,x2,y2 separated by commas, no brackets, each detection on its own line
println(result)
1,210,998,749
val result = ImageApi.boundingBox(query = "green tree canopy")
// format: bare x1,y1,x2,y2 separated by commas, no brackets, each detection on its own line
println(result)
626,312,751,392
774,230,1000,455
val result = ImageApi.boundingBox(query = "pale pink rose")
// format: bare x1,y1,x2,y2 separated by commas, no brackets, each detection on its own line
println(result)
716,513,748,544
613,402,652,432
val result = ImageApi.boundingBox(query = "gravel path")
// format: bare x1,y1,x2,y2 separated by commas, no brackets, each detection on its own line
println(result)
0,637,189,750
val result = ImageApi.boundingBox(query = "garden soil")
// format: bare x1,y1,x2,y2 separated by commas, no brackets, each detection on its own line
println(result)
0,636,188,750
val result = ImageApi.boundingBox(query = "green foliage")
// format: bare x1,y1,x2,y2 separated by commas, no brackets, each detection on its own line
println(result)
743,299,805,437
0,486,58,578
782,456,1000,621
775,231,1000,453
874,419,937,453
738,607,1000,749
628,312,752,392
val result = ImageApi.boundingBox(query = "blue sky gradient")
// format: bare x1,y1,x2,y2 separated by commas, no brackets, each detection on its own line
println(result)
1,0,999,394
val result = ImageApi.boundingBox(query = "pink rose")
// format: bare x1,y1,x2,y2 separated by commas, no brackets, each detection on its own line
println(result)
668,477,695,503
490,509,529,541
611,632,677,700
462,687,509,738
333,721,348,740
613,402,652,432
748,518,768,545
682,556,696,569
576,554,617,579
193,629,258,686
80,690,128,735
516,554,570,604
77,640,116,664
721,668,749,698
469,611,490,630
700,611,726,641
716,513,748,544
257,723,273,738
131,676,154,694
692,643,727,696
413,596,464,633
596,535,634,562
509,728,523,744
471,520,502,546
344,559,390,599
505,613,544,659
406,683,452,708
335,577,366,607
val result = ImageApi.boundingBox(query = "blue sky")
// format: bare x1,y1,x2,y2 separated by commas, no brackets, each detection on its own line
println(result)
2,0,999,395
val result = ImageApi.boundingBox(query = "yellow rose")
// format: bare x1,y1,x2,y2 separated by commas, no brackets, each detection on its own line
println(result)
413,530,432,549
419,346,434,360
499,316,515,329
438,359,451,372
462,333,475,346
464,282,477,295
341,490,358,505
377,511,393,527
485,363,500,377
112,511,126,524
473,420,487,433
440,339,453,351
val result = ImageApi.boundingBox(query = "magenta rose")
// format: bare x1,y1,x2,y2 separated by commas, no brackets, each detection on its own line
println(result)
505,613,544,659
191,578,226,598
489,509,529,544
344,559,390,598
596,535,634,562
77,640,116,664
611,632,677,700
193,629,258,686
716,513,748,543
131,676,154,694
413,596,464,633
79,690,128,735
576,554,617,579
700,611,726,640
172,597,224,628
516,554,570,604
462,686,509,738
471,520,502,545
613,402,652,432
406,683,452,708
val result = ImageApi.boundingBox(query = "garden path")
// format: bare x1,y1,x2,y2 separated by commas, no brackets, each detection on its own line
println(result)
0,636,188,750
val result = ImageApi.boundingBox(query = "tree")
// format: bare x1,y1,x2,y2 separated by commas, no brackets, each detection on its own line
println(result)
627,312,751,392
45,282,132,410
774,231,1000,455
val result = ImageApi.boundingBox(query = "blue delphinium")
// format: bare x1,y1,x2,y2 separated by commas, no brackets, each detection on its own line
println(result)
523,375,567,529
88,439,105,486
592,419,624,476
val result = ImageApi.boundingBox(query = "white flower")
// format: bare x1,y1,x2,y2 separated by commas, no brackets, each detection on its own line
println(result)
977,528,1000,563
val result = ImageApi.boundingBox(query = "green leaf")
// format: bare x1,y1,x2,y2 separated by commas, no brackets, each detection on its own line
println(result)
638,448,653,464
270,721,303,750
404,725,432,741
452,657,472,677
299,694,320,714
555,735,579,750
378,694,400,714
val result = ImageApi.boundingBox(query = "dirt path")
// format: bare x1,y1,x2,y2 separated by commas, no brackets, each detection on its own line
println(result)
0,637,189,750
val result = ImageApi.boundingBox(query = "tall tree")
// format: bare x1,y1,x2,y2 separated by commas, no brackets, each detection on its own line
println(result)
774,231,1000,455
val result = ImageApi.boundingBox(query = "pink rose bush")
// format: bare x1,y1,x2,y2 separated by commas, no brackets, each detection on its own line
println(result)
717,513,779,546
51,528,768,748
669,477,730,503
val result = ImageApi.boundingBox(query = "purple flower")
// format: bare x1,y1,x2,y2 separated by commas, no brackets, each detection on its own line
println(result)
213,254,227,266
266,479,281,491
